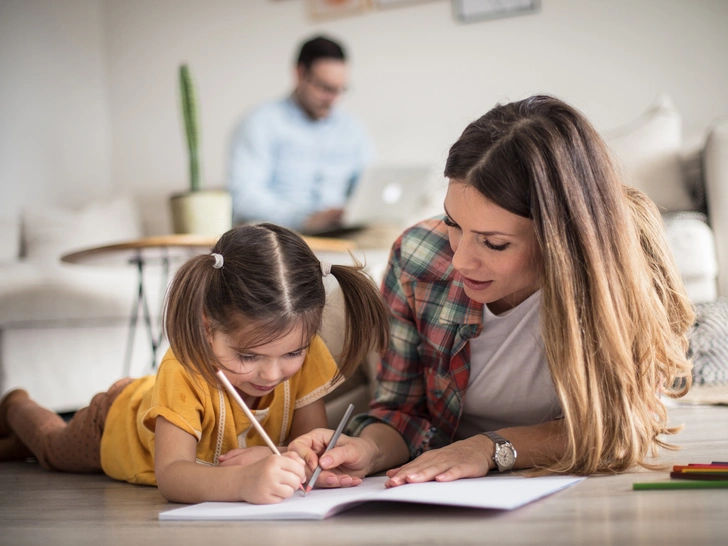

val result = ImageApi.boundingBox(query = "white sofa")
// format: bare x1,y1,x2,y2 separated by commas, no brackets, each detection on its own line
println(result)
0,196,160,413
1,95,727,417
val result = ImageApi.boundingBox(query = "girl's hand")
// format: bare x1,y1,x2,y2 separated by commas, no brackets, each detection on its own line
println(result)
218,446,272,467
241,451,307,504
288,428,374,488
384,435,494,488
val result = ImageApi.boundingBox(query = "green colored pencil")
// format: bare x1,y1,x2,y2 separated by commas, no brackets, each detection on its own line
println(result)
633,480,728,490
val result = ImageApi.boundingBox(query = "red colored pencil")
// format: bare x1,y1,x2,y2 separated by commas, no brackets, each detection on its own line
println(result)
671,471,728,481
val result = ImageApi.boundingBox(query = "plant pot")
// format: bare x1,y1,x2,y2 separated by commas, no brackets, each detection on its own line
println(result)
169,190,232,236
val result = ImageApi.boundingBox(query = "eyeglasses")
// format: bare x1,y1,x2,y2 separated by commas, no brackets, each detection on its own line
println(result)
304,73,348,96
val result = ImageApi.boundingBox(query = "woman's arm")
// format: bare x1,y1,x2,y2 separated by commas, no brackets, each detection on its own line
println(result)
154,416,306,504
384,419,567,487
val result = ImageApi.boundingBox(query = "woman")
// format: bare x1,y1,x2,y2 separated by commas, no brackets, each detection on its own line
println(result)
290,95,694,487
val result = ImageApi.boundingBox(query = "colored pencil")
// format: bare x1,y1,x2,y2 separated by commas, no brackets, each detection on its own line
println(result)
304,403,355,495
670,471,728,481
672,467,728,474
633,480,728,490
673,464,728,471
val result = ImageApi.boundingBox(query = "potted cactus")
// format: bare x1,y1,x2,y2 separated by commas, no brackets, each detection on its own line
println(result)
169,63,232,236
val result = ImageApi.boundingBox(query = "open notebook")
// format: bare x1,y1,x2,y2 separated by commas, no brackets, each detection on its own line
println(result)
159,475,584,521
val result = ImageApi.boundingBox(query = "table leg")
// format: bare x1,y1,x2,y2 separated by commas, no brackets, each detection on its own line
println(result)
123,253,169,375
123,254,144,376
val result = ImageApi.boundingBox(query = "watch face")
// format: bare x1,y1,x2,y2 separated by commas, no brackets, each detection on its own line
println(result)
495,445,515,468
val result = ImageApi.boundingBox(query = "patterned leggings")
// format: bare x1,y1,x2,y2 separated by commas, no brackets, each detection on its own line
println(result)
7,378,134,472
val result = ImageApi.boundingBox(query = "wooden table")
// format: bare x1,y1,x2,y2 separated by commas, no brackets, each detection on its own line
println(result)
0,403,726,545
61,234,357,372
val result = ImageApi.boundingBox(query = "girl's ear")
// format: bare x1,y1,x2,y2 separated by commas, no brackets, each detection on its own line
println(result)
202,314,213,344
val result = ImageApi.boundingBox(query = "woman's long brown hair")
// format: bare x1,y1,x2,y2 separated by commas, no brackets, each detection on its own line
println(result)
444,95,694,475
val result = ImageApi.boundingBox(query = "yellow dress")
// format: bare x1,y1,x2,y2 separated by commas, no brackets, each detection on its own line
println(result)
100,335,340,485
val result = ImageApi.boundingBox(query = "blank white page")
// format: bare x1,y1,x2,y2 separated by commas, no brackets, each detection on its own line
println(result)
159,475,584,521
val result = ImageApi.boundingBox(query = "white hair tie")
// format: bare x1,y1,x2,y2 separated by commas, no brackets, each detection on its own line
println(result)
211,253,224,269
320,261,332,277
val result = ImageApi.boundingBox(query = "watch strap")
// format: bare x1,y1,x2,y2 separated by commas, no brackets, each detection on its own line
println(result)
482,431,508,445
481,431,516,472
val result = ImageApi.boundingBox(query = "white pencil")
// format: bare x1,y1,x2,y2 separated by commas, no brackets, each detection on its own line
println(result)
215,370,305,491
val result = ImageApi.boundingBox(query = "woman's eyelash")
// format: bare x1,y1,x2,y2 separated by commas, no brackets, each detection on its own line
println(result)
443,215,458,228
484,240,509,251
286,350,304,358
445,215,509,251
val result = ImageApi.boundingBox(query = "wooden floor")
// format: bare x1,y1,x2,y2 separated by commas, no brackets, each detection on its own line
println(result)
1,404,726,546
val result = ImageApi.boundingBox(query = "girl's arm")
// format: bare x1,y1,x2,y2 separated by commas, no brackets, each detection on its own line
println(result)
217,399,327,466
154,416,306,504
287,398,328,440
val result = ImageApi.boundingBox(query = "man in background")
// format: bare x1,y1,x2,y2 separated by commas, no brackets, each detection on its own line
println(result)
228,35,374,233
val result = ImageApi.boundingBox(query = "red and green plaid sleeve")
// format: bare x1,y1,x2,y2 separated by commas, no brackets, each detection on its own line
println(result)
348,217,483,458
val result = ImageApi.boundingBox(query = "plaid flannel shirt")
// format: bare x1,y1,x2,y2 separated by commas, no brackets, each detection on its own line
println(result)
348,216,484,458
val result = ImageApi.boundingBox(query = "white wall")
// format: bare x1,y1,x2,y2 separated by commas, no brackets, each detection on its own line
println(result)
103,0,728,234
2,0,728,233
0,0,111,220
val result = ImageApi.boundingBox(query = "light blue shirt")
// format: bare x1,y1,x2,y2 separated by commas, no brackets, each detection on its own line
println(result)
228,96,374,230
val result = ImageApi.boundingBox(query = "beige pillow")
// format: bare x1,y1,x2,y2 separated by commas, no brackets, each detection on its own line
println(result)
22,195,142,263
606,94,694,212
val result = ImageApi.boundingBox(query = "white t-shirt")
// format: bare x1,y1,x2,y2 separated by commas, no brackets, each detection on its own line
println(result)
454,291,562,440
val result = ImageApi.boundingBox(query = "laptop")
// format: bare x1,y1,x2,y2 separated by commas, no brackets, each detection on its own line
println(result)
310,165,435,237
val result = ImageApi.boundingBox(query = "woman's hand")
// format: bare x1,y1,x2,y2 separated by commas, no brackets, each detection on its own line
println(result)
288,428,376,488
384,435,494,488
218,446,272,467
239,451,307,504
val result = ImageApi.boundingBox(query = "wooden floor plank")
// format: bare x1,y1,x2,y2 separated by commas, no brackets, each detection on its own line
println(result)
1,404,726,545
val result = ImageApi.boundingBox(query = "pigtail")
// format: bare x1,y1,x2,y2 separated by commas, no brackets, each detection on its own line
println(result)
163,253,220,386
328,262,390,380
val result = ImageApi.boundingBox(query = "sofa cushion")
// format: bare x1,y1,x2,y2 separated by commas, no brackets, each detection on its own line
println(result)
662,212,718,304
22,195,142,263
704,116,728,298
0,263,138,327
606,94,694,212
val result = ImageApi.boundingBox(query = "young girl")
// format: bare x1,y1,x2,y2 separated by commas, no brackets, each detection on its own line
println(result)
0,223,389,504
290,95,694,487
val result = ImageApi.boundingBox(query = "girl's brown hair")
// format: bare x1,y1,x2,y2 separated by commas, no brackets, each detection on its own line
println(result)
164,223,389,387
444,95,694,475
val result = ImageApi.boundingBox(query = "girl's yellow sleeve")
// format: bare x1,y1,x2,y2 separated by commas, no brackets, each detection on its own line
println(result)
141,358,209,440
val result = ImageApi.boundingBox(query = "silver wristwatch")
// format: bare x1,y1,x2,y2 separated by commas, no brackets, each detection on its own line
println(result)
482,431,517,472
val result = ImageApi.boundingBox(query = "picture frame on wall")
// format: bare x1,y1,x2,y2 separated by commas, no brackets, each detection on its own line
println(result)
453,0,540,24
308,0,372,19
